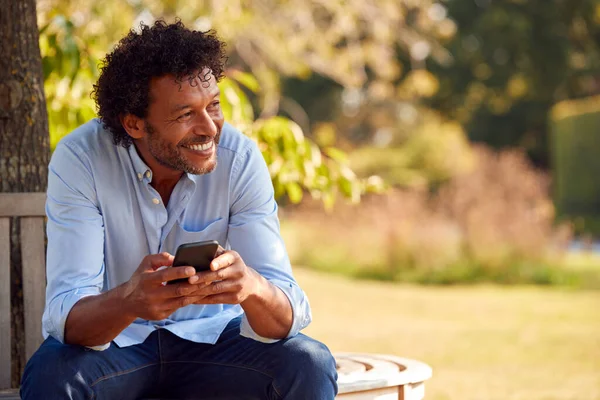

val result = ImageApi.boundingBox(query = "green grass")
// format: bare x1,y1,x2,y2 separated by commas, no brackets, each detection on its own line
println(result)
295,267,600,400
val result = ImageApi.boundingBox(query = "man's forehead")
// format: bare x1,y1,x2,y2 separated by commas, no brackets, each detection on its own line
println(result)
151,70,219,95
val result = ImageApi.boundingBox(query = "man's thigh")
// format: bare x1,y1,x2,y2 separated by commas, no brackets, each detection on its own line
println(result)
20,333,161,400
158,317,338,400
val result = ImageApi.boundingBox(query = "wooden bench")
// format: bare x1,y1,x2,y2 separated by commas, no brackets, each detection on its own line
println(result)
0,193,432,399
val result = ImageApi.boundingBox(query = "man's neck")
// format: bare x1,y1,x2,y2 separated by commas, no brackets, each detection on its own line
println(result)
133,142,183,206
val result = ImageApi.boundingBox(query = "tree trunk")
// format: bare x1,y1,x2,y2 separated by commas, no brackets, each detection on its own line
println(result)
0,0,49,387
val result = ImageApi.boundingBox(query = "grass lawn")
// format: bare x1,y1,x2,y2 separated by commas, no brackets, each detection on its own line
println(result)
294,267,600,400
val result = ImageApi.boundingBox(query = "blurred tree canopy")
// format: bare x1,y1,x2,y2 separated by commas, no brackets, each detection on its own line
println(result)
37,0,455,206
423,0,600,167
283,0,600,169
38,0,598,199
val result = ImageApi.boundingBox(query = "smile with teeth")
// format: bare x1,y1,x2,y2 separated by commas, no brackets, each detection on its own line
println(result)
185,141,213,151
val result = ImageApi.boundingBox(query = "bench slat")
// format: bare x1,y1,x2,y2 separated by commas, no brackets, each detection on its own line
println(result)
20,218,46,361
334,353,432,396
0,194,46,217
0,218,11,389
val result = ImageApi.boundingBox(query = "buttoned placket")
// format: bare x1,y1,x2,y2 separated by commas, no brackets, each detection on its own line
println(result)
158,177,194,252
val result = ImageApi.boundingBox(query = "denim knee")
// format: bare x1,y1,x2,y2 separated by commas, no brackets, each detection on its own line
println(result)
275,335,338,399
20,337,93,400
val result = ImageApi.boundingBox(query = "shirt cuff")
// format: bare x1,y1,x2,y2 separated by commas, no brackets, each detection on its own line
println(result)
239,279,312,343
86,343,111,351
43,288,106,347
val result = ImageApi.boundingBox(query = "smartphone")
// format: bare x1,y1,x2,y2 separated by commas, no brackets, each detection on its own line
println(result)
168,240,220,284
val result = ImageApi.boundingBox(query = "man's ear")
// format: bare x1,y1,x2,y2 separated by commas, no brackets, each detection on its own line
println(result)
120,114,145,140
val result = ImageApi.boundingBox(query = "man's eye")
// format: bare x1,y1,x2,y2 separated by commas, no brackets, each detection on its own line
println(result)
210,101,221,108
177,112,192,121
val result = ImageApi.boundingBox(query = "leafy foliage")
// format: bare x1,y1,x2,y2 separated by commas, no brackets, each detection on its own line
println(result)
38,11,384,208
425,0,600,167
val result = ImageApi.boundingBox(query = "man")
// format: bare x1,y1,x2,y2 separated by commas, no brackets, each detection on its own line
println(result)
20,20,338,399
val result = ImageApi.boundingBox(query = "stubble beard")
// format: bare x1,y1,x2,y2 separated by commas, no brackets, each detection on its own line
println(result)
145,121,219,175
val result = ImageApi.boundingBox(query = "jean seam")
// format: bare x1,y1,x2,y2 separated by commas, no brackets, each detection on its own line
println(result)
160,361,283,399
88,362,159,388
158,329,164,383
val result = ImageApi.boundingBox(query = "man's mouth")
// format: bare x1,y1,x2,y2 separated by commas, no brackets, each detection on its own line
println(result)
184,141,213,151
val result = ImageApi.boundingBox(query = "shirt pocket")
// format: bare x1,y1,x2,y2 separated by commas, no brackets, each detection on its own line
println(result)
174,217,229,248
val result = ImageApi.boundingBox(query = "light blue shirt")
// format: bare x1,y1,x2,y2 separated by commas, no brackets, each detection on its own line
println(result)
42,118,311,349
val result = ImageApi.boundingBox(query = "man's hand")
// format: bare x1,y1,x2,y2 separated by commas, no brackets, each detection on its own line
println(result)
121,252,212,320
183,247,293,339
187,248,262,305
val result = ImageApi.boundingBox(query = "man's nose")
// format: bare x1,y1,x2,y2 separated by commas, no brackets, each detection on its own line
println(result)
192,111,218,137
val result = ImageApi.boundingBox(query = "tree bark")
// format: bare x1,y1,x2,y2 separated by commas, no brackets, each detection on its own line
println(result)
0,0,49,387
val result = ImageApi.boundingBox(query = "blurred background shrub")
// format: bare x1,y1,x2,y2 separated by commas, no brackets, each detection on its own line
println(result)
282,145,600,288
550,95,600,237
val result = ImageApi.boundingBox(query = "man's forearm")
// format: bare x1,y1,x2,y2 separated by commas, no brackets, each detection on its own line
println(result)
241,271,293,339
64,283,136,347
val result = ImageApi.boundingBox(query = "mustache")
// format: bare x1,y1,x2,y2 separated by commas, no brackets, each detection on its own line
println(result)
180,132,221,147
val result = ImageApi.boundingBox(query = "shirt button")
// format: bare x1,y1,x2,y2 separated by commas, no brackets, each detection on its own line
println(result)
145,171,151,179
152,198,160,205
137,173,143,181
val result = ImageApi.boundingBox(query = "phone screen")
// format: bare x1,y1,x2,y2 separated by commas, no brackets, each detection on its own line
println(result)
168,240,219,284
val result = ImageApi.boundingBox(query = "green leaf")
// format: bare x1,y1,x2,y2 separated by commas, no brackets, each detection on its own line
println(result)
285,182,304,203
273,179,286,199
324,147,349,164
227,70,261,93
338,175,361,203
322,191,336,212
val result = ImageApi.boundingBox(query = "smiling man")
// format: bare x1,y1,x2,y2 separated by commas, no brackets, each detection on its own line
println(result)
20,20,338,400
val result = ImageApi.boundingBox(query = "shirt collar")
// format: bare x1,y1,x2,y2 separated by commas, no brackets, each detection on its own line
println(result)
127,143,196,188
127,143,153,183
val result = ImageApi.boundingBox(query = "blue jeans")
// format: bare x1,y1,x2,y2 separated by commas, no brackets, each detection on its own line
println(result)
20,317,338,399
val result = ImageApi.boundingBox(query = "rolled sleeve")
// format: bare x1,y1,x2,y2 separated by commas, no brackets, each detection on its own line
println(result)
229,140,312,342
43,290,99,344
240,279,312,343
42,142,106,346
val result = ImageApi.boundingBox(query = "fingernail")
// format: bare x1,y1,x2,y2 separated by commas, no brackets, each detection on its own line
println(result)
211,262,219,269
186,267,195,275
189,275,199,284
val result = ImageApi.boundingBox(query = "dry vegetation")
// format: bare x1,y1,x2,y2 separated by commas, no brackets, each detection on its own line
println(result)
282,146,600,287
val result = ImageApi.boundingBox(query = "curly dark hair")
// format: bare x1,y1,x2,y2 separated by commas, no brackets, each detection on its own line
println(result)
92,20,227,147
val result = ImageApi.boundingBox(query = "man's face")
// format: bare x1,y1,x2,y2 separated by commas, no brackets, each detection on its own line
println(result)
141,70,224,175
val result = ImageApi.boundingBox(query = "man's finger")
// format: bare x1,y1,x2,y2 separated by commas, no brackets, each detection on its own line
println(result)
162,294,210,310
138,252,174,273
186,279,238,297
201,292,242,305
215,245,226,257
151,265,196,283
192,265,235,285
210,251,238,271
159,281,211,298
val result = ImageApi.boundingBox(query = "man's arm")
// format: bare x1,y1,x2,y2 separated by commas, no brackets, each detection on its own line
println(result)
190,249,293,339
240,269,293,339
189,139,311,341
45,142,208,347
64,283,136,347
64,254,204,347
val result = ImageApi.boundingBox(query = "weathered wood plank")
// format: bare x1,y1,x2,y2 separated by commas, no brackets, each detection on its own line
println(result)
399,381,425,400
20,217,46,361
337,357,368,375
0,389,19,399
0,194,46,217
0,218,11,390
334,352,432,395
336,386,399,399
